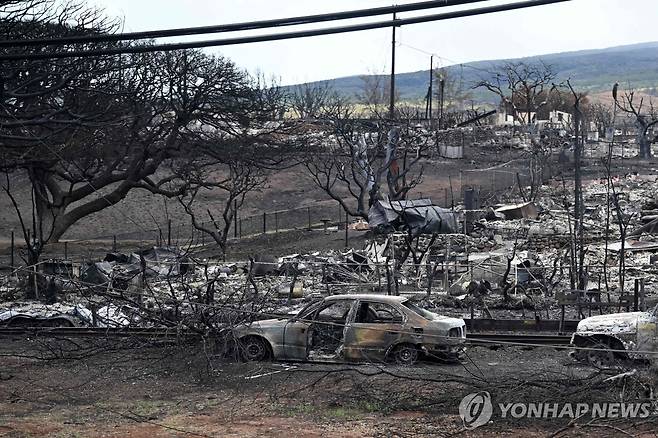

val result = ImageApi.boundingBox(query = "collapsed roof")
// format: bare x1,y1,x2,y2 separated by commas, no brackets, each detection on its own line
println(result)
368,199,458,236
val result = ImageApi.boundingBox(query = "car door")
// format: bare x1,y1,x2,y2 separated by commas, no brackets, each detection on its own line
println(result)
343,300,406,362
282,301,322,360
306,299,356,361
282,319,311,360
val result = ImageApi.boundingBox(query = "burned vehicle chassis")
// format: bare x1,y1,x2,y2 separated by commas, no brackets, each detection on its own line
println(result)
570,305,658,367
233,294,466,366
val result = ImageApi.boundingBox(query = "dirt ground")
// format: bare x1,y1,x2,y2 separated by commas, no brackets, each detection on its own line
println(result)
0,142,533,242
1,336,656,437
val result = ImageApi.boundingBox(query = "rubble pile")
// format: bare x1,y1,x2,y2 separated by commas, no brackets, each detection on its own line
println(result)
4,171,658,325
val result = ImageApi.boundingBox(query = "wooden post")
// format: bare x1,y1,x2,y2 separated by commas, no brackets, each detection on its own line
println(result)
112,235,117,251
275,211,279,233
10,230,14,270
634,279,639,312
239,218,242,239
33,264,38,300
307,207,311,230
344,213,349,248
234,200,238,239
385,264,392,296
167,219,172,246
459,171,463,201
263,212,267,234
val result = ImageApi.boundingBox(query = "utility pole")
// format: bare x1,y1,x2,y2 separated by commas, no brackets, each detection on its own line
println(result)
438,77,445,129
389,12,397,120
428,55,433,120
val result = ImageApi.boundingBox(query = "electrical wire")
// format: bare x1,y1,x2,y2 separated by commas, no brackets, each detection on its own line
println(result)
398,41,495,75
0,0,575,61
0,0,492,48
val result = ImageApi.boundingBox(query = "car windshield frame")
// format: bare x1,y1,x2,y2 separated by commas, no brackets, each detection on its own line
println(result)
291,299,324,321
402,300,435,320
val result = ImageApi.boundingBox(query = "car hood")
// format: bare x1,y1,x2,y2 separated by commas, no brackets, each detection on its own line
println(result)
245,318,289,330
577,312,647,334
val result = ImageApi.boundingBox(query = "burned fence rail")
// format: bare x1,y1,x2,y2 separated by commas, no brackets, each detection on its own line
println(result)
236,202,345,238
1,201,350,263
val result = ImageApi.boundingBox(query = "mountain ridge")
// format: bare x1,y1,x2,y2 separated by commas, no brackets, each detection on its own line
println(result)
292,41,658,104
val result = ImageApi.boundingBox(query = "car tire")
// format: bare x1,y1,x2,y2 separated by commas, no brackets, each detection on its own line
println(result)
586,342,617,369
390,344,419,366
239,336,271,362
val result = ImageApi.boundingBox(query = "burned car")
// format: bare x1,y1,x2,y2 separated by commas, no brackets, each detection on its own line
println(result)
570,304,658,367
233,294,466,365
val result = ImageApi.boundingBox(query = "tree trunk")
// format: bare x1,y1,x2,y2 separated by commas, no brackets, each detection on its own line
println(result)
639,131,652,159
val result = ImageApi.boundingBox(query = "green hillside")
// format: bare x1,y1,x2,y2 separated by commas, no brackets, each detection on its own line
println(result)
294,42,658,104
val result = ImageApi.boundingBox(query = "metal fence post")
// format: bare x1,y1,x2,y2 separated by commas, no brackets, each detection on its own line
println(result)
263,212,267,234
307,207,311,230
275,211,279,234
167,219,172,246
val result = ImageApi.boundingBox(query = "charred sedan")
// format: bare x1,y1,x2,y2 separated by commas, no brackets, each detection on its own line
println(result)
233,294,466,365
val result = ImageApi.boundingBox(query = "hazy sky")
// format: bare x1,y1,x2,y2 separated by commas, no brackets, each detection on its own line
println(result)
93,0,658,85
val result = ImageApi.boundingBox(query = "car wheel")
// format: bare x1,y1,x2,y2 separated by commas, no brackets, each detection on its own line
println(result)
240,336,271,362
586,343,617,368
391,344,419,366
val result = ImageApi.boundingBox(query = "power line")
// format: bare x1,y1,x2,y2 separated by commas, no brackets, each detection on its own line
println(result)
398,41,494,75
0,0,492,48
0,0,575,61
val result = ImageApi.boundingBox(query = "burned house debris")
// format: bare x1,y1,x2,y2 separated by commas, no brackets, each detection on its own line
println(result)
80,247,193,290
368,198,458,236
